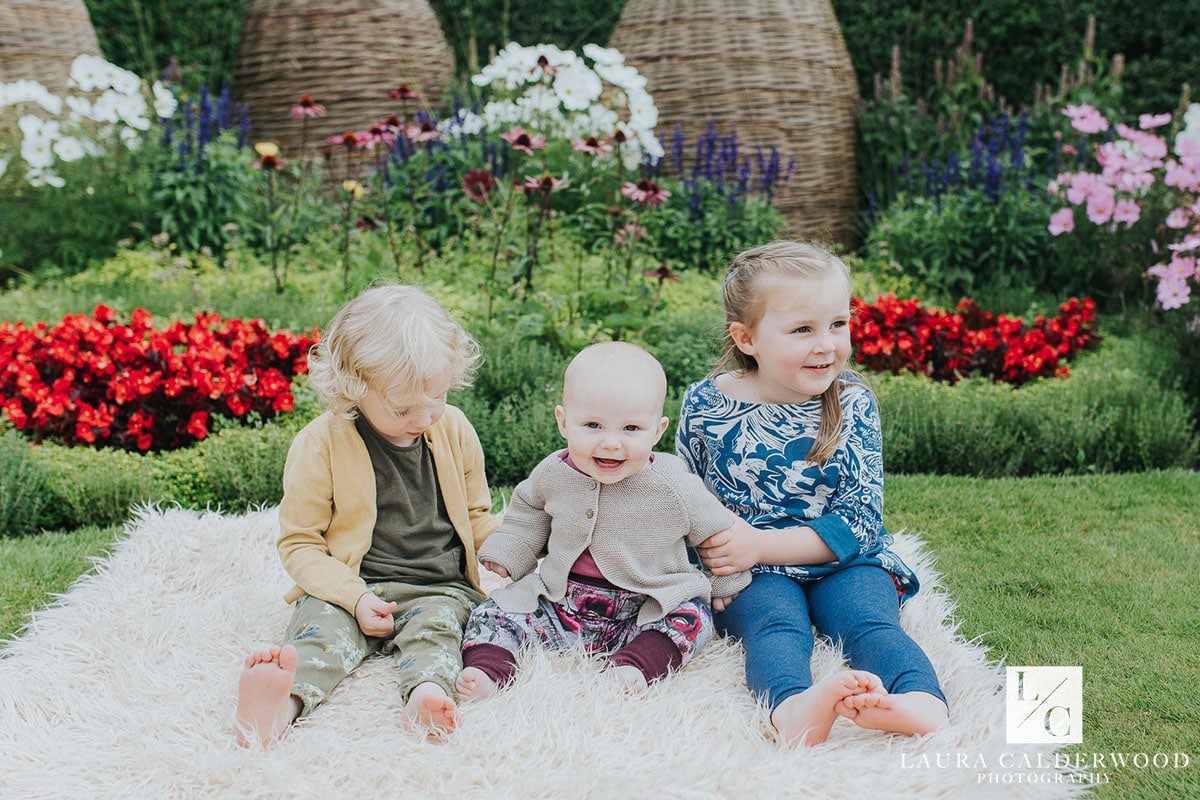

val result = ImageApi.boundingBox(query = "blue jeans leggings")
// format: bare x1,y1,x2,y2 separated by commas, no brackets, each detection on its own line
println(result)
717,566,947,711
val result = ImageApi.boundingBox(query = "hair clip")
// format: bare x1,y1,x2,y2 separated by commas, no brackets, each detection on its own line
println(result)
722,268,739,290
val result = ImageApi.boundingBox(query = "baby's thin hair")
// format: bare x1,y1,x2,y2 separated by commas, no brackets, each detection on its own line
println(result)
716,240,867,464
307,284,480,418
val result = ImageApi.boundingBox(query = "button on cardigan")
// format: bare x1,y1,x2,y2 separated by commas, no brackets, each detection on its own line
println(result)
276,405,500,613
478,451,751,625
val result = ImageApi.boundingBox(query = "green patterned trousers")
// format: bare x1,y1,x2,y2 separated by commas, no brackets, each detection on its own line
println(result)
283,580,483,714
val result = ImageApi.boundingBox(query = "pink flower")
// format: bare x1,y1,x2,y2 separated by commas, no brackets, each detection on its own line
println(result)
500,126,546,155
1156,278,1192,310
461,169,496,203
406,120,441,143
1177,138,1200,167
1165,160,1200,192
328,130,360,150
1166,208,1191,229
1048,208,1075,236
1065,172,1097,205
521,173,568,193
1062,144,1077,155
621,179,671,206
1139,113,1172,130
1086,189,1115,225
290,95,326,119
386,83,422,101
613,222,645,246
1116,124,1167,160
572,135,613,156
1064,103,1109,134
1112,199,1141,226
355,124,396,150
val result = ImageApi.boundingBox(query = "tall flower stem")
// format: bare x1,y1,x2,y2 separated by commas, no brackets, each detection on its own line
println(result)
486,156,523,323
265,170,282,294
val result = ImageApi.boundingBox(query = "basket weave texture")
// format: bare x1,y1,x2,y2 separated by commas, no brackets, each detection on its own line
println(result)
0,0,102,93
234,0,454,156
609,0,861,245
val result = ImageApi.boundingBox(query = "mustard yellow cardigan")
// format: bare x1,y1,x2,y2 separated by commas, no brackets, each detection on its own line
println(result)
277,405,500,613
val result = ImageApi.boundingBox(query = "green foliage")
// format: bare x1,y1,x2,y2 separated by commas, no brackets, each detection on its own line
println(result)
0,430,51,535
830,0,1196,115
863,187,1061,301
639,183,784,274
0,141,158,285
84,0,246,93
149,132,260,256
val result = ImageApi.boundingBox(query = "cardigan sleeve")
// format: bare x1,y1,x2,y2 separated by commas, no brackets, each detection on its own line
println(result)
476,462,552,581
802,386,885,562
457,411,501,549
669,459,752,599
276,426,369,614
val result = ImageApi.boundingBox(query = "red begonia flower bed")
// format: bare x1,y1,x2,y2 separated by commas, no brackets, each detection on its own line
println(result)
852,295,1098,385
0,305,318,451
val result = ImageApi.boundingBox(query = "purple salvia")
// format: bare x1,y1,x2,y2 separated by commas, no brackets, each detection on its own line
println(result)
216,84,232,132
236,104,251,148
670,122,684,176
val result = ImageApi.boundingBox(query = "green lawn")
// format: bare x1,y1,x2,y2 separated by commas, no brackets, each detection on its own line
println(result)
2,472,1197,798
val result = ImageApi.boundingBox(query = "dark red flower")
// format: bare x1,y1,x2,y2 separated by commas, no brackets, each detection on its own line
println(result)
386,83,422,100
462,169,496,203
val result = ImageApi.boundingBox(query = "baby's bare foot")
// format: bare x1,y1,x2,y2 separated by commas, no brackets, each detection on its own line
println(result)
838,690,948,736
405,682,459,736
235,644,300,748
771,669,882,747
609,664,649,695
455,667,498,703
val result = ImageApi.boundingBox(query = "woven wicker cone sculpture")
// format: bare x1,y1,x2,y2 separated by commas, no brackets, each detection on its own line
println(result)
0,0,102,93
234,0,454,158
609,0,861,246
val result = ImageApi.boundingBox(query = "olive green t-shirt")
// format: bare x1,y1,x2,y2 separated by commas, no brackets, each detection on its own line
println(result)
355,414,466,585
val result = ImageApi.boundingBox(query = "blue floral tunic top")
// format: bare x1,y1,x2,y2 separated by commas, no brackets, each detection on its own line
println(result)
676,376,919,602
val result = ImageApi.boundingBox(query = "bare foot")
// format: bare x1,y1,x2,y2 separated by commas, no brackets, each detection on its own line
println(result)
455,667,499,703
609,664,649,695
405,682,459,736
771,670,883,747
836,690,948,736
235,644,300,748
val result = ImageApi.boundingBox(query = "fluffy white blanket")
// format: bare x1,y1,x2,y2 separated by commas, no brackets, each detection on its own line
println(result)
0,508,1089,799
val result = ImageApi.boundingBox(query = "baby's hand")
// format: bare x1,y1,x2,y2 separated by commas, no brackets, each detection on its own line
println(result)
482,560,510,578
711,591,740,614
354,592,398,637
697,516,760,575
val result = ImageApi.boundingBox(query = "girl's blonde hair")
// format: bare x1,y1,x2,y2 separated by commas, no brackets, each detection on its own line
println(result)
716,240,867,464
308,284,480,418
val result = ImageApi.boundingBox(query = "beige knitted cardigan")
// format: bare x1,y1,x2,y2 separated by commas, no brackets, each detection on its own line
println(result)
479,452,751,625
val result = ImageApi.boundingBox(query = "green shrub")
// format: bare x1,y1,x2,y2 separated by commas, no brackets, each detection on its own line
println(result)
0,430,51,535
34,443,157,530
458,391,562,487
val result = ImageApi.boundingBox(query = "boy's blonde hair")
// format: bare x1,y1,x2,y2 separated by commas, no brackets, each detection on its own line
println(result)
308,285,480,418
716,240,865,464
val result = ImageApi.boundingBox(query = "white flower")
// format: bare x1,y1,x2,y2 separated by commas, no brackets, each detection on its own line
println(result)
109,66,141,96
517,85,560,115
65,95,94,122
25,167,65,188
553,61,603,111
585,103,619,134
119,126,142,151
90,90,121,123
637,127,664,161
626,89,659,131
113,92,150,129
438,110,484,137
583,43,625,66
0,157,8,180
152,81,177,118
69,54,114,92
53,136,86,162
594,62,646,92
20,135,55,169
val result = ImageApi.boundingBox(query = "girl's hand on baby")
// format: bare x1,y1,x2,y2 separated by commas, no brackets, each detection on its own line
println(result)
354,593,398,637
698,517,761,575
482,560,509,578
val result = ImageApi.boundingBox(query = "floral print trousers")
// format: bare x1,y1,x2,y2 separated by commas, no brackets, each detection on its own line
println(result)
282,580,483,715
461,578,713,673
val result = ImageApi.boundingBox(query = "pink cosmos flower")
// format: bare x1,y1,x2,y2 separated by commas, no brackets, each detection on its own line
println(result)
1165,161,1200,192
500,126,546,155
290,95,326,119
621,179,671,206
572,135,613,156
1112,199,1141,226
1116,124,1167,160
1166,208,1190,229
521,173,568,193
1139,113,1172,130
1062,143,1077,155
1048,208,1075,236
1086,189,1115,225
1156,278,1191,310
1177,138,1200,167
406,120,441,143
1064,103,1109,134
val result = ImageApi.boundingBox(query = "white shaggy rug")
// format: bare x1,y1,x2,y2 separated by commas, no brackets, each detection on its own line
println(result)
0,508,1091,800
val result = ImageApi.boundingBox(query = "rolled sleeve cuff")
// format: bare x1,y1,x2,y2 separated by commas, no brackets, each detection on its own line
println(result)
477,533,539,578
806,515,861,562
